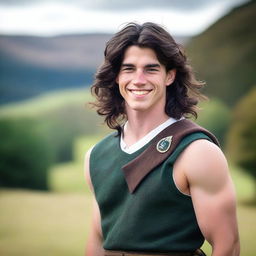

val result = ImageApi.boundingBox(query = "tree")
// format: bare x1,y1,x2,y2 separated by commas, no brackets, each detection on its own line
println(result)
227,87,256,199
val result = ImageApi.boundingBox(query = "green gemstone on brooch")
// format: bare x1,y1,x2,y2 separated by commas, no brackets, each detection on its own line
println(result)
156,136,173,153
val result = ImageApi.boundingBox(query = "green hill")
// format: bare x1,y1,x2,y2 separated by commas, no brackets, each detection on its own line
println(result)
0,88,109,163
0,88,92,118
187,0,256,106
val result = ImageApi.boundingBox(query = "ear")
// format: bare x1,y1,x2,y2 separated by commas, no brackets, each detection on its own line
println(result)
115,75,119,85
166,69,176,86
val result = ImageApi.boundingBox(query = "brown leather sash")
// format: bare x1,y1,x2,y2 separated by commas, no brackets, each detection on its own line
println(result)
104,250,194,256
122,119,219,193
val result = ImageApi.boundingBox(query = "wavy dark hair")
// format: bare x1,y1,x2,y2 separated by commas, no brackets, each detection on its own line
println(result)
91,22,206,134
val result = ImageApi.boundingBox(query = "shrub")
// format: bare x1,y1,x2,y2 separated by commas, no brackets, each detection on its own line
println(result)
0,118,54,190
196,99,231,147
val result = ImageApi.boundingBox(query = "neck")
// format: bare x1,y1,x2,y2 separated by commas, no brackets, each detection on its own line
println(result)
123,108,170,147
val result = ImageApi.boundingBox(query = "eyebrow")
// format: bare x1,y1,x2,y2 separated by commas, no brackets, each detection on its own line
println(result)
145,64,161,68
121,63,161,68
121,64,134,68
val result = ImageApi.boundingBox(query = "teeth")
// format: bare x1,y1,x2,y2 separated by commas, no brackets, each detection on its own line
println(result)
131,90,150,95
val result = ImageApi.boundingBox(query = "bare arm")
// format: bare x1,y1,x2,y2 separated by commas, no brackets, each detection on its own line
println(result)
84,148,104,256
179,140,240,256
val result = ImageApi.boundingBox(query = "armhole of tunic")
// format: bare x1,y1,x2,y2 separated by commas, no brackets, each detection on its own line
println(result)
172,170,191,197
170,133,214,198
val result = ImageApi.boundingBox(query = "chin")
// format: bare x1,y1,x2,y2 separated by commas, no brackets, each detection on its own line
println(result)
128,104,150,112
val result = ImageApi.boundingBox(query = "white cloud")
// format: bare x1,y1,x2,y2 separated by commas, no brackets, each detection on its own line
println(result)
0,1,246,36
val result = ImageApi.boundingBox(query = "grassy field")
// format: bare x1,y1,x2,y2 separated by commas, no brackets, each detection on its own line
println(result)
0,189,92,256
0,135,256,255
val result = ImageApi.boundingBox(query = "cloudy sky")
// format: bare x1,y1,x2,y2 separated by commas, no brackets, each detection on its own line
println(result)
0,0,249,36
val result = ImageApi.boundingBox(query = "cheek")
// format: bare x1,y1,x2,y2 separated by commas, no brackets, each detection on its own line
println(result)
117,75,130,88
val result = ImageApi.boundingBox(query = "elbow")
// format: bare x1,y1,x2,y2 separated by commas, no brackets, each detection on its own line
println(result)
212,236,240,256
230,232,240,256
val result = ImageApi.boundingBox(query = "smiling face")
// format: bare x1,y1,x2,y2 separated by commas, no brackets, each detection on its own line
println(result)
116,45,176,117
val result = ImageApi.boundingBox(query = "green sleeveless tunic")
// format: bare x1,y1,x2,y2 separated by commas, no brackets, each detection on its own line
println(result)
90,131,213,252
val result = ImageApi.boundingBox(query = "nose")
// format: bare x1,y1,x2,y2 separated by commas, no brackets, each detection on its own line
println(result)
133,70,146,86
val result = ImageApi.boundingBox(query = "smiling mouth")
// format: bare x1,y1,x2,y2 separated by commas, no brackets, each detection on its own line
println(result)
128,89,152,96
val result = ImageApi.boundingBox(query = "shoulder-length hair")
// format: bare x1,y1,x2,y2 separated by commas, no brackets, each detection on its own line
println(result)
91,22,205,134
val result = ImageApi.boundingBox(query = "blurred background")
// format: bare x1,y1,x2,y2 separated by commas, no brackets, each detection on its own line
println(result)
0,0,255,255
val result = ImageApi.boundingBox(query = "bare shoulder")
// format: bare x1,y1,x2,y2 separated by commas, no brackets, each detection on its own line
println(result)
177,139,230,192
183,139,226,165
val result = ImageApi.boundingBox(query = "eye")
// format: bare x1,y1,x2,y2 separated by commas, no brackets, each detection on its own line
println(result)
146,68,158,72
121,66,134,72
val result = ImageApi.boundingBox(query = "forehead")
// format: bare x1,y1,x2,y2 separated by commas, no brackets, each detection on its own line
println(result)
122,45,160,64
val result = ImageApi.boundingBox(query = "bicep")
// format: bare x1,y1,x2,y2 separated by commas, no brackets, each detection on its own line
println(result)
191,176,238,245
84,147,104,255
185,140,239,246
84,146,103,235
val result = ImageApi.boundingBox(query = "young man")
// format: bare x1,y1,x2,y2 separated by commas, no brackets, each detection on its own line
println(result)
85,22,240,256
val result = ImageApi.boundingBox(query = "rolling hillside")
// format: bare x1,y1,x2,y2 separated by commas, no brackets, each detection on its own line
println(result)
187,0,256,106
0,33,112,104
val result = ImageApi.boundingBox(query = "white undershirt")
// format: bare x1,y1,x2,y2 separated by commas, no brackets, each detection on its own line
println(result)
120,117,181,154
